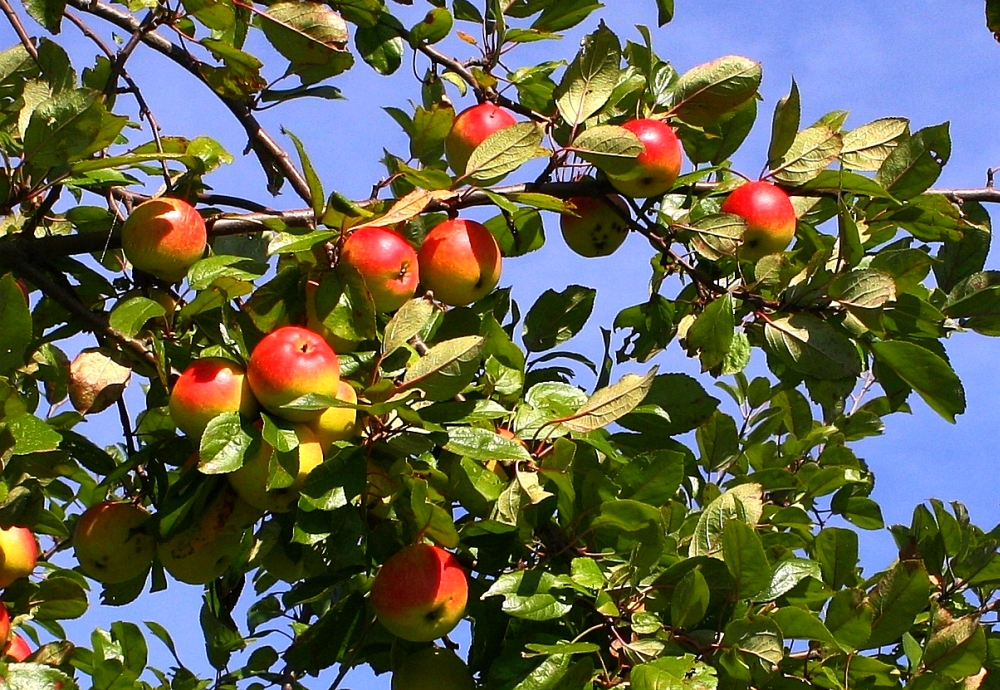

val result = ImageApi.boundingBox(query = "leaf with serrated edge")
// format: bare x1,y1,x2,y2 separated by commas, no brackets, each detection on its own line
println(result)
401,335,485,387
829,270,897,309
841,117,909,172
383,298,435,356
671,55,761,126
764,314,861,380
444,426,532,462
570,124,642,176
555,23,621,126
560,367,657,432
689,214,746,261
690,483,763,558
355,189,452,229
465,122,548,183
771,125,843,185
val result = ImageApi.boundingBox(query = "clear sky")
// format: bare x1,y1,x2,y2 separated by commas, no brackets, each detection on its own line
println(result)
4,0,1000,686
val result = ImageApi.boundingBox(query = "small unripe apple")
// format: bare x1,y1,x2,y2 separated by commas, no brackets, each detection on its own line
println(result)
169,358,259,439
371,543,468,642
719,180,797,261
121,197,207,283
73,502,155,584
339,228,420,313
308,380,359,452
247,326,340,423
158,489,248,585
445,103,517,179
305,279,362,353
418,219,502,307
559,195,631,257
0,527,37,588
227,424,324,513
393,647,476,690
3,634,29,661
607,119,683,198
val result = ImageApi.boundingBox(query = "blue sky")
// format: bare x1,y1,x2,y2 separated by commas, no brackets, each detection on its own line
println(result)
5,0,1000,685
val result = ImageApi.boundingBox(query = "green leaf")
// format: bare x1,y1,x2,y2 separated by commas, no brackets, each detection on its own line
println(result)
756,558,822,602
826,589,875,650
409,8,453,46
989,0,1000,37
875,123,951,200
315,265,377,342
688,214,745,261
592,499,662,532
722,520,772,600
671,568,709,629
401,335,485,401
618,374,719,437
482,570,573,621
198,412,252,474
409,104,454,164
922,615,986,678
444,426,532,463
23,0,66,33
484,207,546,257
865,560,931,649
571,124,643,176
841,117,909,171
108,297,166,339
554,23,621,126
383,298,436,356
31,576,88,620
284,128,324,217
770,125,843,185
523,285,596,352
23,88,127,171
771,607,839,646
829,270,897,309
465,122,548,184
257,2,355,84
690,483,763,558
870,341,966,423
531,0,603,31
687,293,735,371
934,202,991,293
696,410,739,472
631,655,718,690
181,0,235,31
671,55,761,126
767,78,800,166
815,527,859,589
560,367,656,433
524,642,600,658
764,314,861,380
655,0,674,25
0,274,32,375
722,618,784,665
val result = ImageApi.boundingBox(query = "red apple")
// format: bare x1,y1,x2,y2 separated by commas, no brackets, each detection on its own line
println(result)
559,195,631,257
445,103,517,179
418,219,502,307
3,634,29,662
0,603,9,646
169,358,260,439
120,197,207,283
247,326,340,422
607,119,683,198
719,180,797,261
74,502,155,584
0,527,36,588
340,228,420,313
371,543,468,642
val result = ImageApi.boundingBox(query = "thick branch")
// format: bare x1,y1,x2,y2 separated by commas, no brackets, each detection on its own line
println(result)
64,0,312,203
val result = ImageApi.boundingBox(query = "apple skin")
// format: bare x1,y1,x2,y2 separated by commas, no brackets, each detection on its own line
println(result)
73,502,155,584
0,603,9,646
445,103,517,179
719,180,797,261
228,424,324,513
121,197,207,283
340,228,420,313
393,647,475,690
371,543,468,642
305,279,362,353
0,527,37,588
308,380,359,453
157,489,249,585
3,634,29,662
418,219,502,307
607,119,683,198
169,358,260,439
247,326,340,423
560,195,631,257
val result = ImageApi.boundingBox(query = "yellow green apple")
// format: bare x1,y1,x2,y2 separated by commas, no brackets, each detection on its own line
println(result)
559,195,631,257
120,197,207,283
157,489,249,585
227,424,324,513
0,527,37,588
308,380,359,452
73,501,155,584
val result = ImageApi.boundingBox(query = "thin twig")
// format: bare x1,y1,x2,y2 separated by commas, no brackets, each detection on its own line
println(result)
0,0,38,62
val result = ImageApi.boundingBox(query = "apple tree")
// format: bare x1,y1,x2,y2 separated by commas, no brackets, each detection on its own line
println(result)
0,0,999,689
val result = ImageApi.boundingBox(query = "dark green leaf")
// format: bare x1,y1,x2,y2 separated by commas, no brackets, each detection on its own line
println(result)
875,123,951,200
721,520,772,600
870,341,965,423
767,78,800,166
523,285,596,352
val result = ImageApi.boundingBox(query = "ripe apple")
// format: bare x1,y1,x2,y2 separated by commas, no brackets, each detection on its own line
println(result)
0,527,37,588
121,197,207,283
73,502,155,584
158,489,248,585
169,358,260,439
339,228,420,312
247,326,340,423
305,279,362,353
719,180,798,261
418,219,502,307
445,103,517,179
308,380,359,452
371,543,468,642
0,603,9,646
3,634,29,662
227,424,324,513
393,647,475,690
607,119,682,198
560,195,631,257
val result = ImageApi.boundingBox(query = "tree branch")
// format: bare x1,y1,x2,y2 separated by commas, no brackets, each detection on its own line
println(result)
64,0,313,203
0,0,38,62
